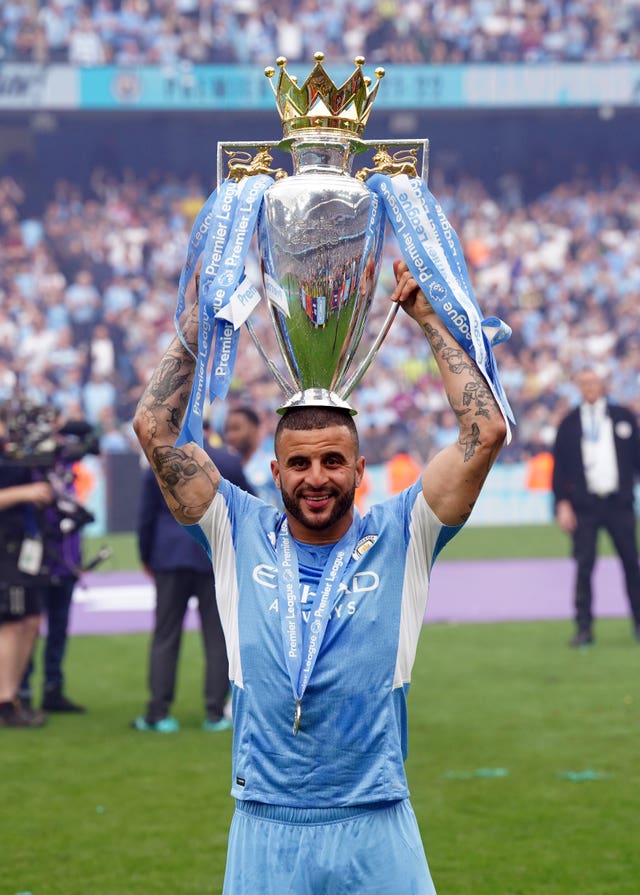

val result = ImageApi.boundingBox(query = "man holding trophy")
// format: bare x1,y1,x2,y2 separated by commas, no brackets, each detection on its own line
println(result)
134,53,513,895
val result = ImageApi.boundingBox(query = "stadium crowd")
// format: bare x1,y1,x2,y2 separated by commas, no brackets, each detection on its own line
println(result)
1,0,639,67
1,158,639,465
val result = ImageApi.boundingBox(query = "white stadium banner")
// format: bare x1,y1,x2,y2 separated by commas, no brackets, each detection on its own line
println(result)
0,64,78,109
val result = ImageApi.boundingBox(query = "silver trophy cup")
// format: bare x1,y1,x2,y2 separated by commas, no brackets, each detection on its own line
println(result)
217,54,428,412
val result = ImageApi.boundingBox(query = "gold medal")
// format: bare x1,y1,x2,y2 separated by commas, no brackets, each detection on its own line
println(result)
292,699,302,736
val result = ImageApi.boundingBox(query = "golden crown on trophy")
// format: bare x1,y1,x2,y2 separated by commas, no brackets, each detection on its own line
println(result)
264,52,385,139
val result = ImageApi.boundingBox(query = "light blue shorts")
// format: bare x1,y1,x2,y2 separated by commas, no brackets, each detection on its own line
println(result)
222,798,437,895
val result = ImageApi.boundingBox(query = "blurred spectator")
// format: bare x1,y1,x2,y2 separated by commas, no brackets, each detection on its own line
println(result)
64,268,101,347
131,443,253,733
96,406,134,454
2,0,640,65
68,13,107,66
223,405,281,507
38,1,72,62
82,370,117,426
90,323,116,379
2,158,640,469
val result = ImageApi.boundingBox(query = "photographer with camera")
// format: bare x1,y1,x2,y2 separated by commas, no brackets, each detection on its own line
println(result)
0,408,54,727
0,400,100,724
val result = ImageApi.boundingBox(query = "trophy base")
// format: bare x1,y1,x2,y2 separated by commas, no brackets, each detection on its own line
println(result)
277,389,356,415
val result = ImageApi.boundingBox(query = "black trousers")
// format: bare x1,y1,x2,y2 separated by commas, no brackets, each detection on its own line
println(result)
146,569,229,722
20,577,76,698
572,496,640,631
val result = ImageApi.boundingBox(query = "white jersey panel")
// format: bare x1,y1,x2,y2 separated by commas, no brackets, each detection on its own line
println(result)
196,494,245,687
394,494,443,688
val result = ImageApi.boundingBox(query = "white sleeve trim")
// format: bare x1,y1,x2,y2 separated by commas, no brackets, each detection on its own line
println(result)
393,493,442,689
198,492,244,688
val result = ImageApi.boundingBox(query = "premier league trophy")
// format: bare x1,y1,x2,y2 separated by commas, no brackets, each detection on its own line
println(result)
176,53,512,448
217,52,428,412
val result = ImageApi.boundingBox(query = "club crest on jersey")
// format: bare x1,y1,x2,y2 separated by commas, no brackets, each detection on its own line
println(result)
353,535,378,559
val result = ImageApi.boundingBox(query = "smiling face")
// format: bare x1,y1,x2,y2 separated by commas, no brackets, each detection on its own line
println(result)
271,424,365,544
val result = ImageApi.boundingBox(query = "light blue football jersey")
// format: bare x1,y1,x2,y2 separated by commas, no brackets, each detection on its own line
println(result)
189,478,460,807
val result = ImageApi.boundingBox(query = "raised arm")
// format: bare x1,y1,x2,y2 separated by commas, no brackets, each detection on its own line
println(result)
132,297,220,524
390,260,507,526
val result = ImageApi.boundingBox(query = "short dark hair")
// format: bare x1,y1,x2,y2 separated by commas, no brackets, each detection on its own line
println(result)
226,405,261,428
275,406,359,453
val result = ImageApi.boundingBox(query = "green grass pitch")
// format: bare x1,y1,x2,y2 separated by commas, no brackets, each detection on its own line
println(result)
3,617,639,894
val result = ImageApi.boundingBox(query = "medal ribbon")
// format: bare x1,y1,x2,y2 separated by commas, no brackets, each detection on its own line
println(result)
276,515,361,732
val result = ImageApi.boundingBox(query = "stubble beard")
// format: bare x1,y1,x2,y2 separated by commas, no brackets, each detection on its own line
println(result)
281,482,356,532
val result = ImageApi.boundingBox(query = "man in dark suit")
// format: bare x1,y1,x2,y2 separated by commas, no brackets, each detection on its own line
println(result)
552,366,640,646
131,433,253,732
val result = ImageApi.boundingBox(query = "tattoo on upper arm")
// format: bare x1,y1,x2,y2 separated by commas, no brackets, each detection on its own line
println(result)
459,422,481,462
461,381,491,417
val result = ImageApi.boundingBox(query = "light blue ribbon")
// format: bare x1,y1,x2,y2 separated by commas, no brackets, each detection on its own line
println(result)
367,173,514,431
175,174,273,447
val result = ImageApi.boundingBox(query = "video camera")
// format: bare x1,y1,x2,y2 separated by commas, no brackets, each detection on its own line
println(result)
0,398,100,469
0,397,100,538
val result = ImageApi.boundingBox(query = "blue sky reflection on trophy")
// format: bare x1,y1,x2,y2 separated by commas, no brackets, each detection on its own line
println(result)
174,51,513,450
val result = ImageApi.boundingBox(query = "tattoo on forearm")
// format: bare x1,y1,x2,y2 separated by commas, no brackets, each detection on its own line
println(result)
422,320,496,437
148,354,193,405
152,444,217,521
421,318,505,524
136,340,196,446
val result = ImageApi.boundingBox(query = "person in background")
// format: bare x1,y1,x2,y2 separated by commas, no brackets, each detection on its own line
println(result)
18,520,86,714
19,417,99,713
552,365,640,646
223,405,281,507
131,438,253,733
0,409,53,727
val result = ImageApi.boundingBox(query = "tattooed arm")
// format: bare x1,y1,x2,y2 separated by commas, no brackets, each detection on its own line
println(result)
132,299,220,524
390,260,507,526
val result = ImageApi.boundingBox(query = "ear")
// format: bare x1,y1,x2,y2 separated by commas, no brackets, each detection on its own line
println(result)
271,458,281,488
355,455,366,488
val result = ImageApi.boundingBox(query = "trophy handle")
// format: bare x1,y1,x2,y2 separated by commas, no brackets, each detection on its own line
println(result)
245,317,296,398
338,300,399,399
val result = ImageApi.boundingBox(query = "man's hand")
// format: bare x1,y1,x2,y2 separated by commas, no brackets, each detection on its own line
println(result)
25,482,55,509
0,481,55,512
389,260,436,327
556,499,577,534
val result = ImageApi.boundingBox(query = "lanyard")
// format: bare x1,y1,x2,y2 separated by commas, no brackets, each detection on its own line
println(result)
276,514,360,735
